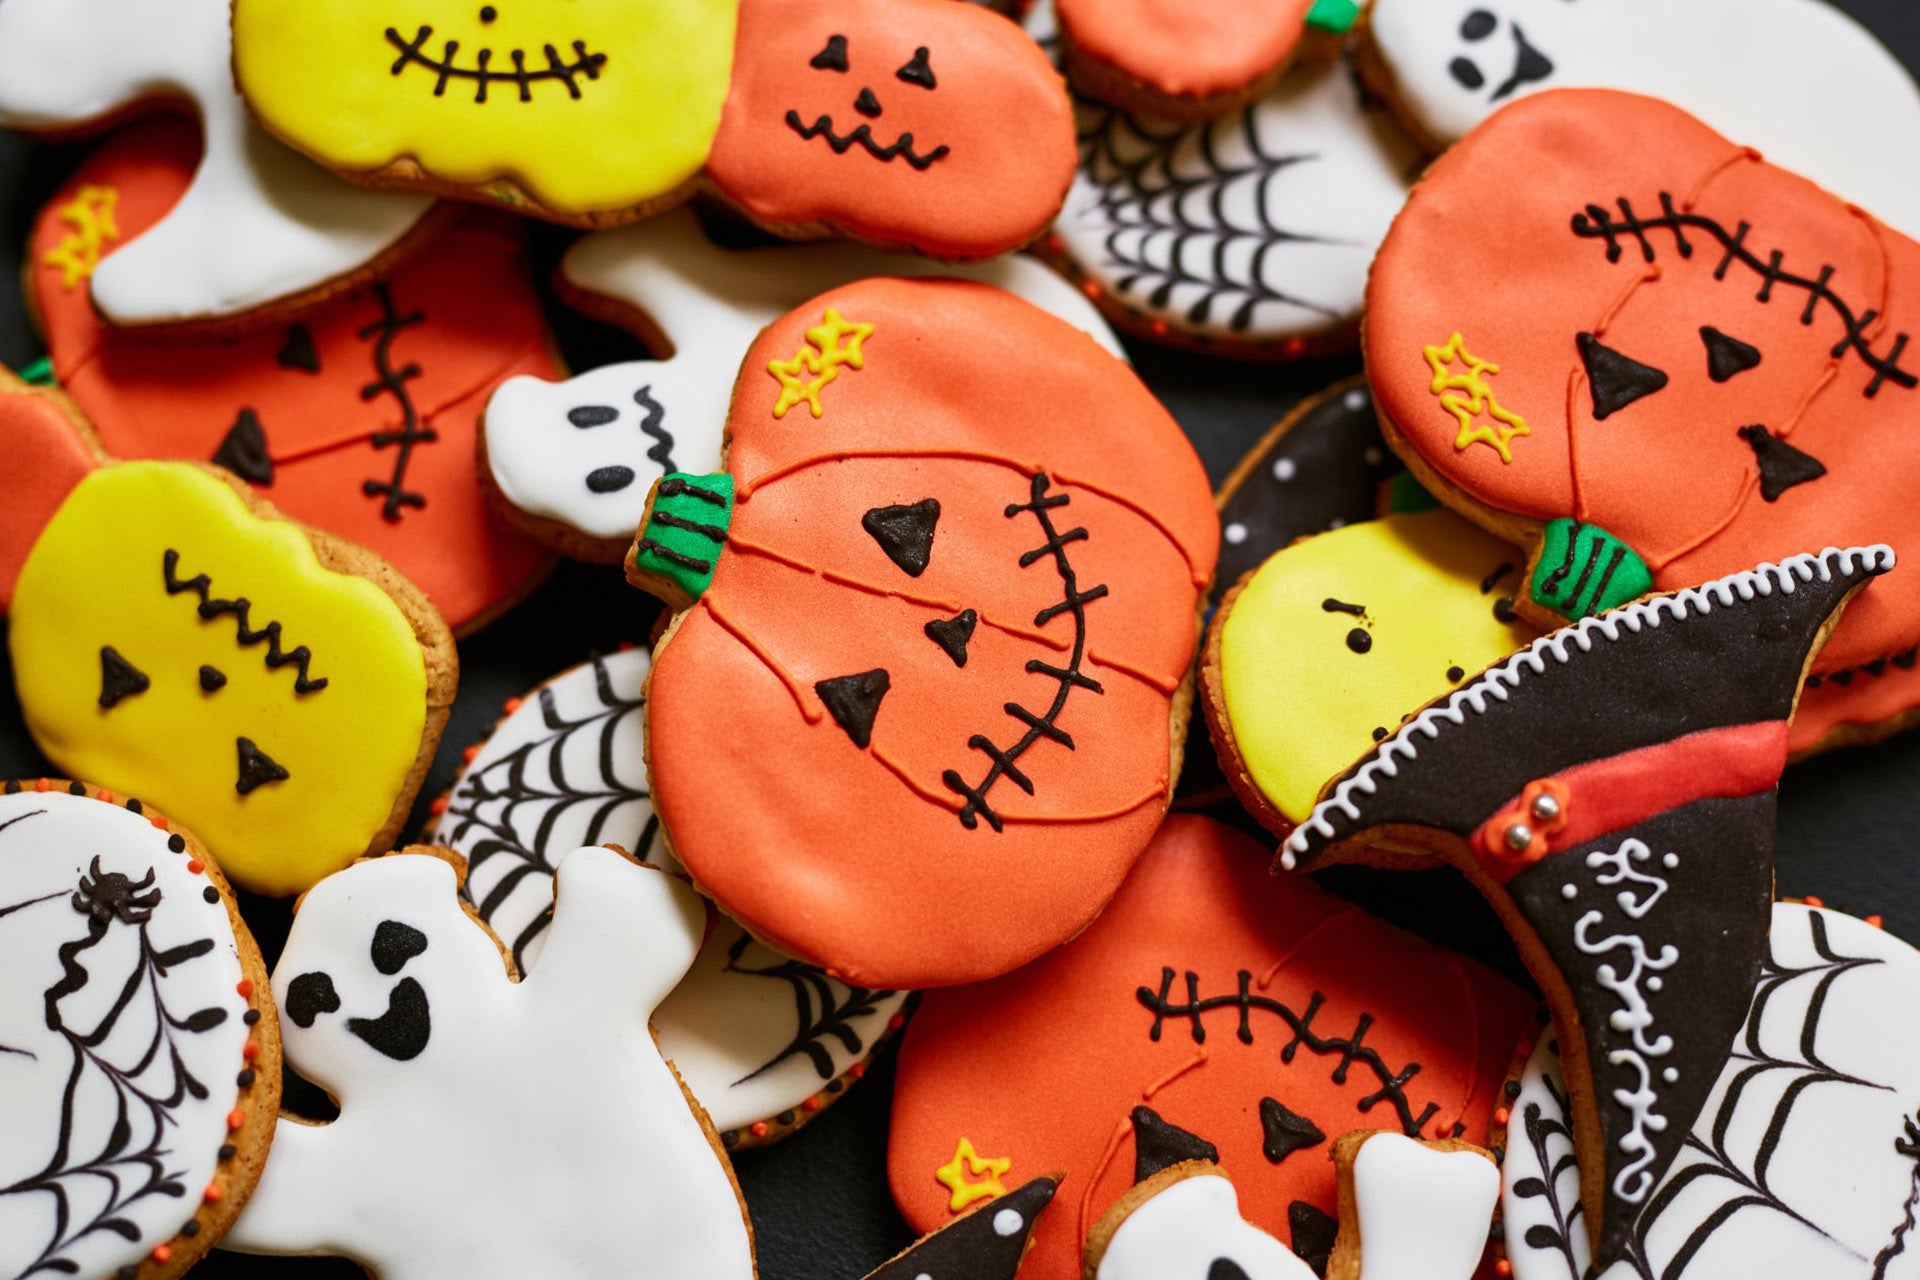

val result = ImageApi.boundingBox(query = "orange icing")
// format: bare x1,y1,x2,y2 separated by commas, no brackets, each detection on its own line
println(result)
1056,0,1315,100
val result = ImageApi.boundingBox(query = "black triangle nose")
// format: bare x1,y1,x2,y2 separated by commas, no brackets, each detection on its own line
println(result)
855,87,882,118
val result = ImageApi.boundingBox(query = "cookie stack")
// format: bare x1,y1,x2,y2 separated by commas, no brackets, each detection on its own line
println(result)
1,3,1917,1280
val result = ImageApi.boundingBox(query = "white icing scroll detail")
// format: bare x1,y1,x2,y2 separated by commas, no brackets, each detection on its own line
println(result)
1350,1133,1498,1280
1284,545,1896,868
1504,903,1920,1280
0,0,430,325
224,848,755,1279
484,205,1125,543
1364,0,1920,239
1585,839,1672,921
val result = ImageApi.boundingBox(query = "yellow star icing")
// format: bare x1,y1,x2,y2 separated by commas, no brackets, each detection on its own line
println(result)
1423,332,1530,464
42,185,120,291
768,307,875,419
934,1137,1011,1213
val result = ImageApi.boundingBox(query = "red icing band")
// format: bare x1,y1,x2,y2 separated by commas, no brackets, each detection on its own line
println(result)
1472,720,1789,882
30,118,554,632
888,816,1533,1280
646,279,1217,989
707,0,1078,260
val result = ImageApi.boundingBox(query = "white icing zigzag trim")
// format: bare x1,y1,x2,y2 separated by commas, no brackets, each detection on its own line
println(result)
1281,545,1895,870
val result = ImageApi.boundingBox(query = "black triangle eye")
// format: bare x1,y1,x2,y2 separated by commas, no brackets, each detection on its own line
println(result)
1701,325,1762,383
810,34,849,72
896,46,935,89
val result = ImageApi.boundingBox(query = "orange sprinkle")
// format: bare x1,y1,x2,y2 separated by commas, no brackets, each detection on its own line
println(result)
1493,1108,1510,1126
149,812,168,830
236,978,255,998
226,1109,245,1131
1869,914,1887,928
429,797,449,816
243,1041,260,1061
749,1122,769,1138
34,778,51,793
187,860,204,875
203,1182,222,1203
1495,1260,1513,1277
802,1096,822,1113
151,1245,172,1264
94,788,111,801
503,697,524,714
849,1062,867,1081
888,1013,906,1031
1805,895,1826,908
1283,337,1307,358
1150,319,1170,337
462,745,480,764
617,640,637,651
1045,232,1064,253
1081,280,1100,300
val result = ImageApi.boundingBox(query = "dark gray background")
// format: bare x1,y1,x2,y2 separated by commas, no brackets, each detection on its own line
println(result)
3,4,1918,1272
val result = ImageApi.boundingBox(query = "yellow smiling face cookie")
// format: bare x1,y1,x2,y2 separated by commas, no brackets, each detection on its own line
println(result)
231,0,738,222
8,461,455,896
1204,509,1537,832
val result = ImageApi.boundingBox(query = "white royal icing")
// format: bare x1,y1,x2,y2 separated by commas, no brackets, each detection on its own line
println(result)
432,649,908,1137
1365,0,1920,239
1096,1171,1317,1280
1504,903,1920,1280
1348,1133,1498,1280
0,0,431,325
222,847,755,1280
0,790,252,1279
483,204,1127,544
1030,0,1416,347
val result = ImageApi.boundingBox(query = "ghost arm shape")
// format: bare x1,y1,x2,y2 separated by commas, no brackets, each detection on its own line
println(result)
0,0,430,327
1285,546,1892,1270
221,1116,377,1259
526,846,705,1018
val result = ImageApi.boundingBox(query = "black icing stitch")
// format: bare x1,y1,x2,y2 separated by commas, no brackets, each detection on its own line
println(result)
0,822,233,1278
358,285,436,522
1074,101,1341,334
783,112,950,168
941,474,1107,833
386,26,607,102
1138,967,1440,1136
443,655,655,972
163,550,328,694
721,931,896,1084
1572,195,1918,397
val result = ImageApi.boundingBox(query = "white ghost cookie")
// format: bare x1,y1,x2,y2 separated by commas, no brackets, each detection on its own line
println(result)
428,648,910,1147
1361,0,1920,238
0,0,432,328
482,204,1126,558
221,846,755,1280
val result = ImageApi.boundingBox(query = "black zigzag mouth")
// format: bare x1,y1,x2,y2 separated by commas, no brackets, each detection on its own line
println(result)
783,112,951,170
386,26,607,103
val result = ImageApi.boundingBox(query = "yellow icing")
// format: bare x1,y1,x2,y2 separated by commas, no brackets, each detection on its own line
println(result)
1424,332,1530,463
1215,510,1536,822
231,0,739,216
9,463,429,897
769,308,873,419
43,185,119,290
933,1138,1011,1213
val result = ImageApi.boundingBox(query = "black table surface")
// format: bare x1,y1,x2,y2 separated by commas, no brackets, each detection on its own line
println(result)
4,6,1920,1274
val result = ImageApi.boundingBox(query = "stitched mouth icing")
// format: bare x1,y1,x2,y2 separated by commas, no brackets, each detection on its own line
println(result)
386,26,608,103
783,112,951,169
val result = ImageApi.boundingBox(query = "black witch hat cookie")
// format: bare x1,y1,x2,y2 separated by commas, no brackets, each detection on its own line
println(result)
864,1175,1058,1280
1283,545,1894,1268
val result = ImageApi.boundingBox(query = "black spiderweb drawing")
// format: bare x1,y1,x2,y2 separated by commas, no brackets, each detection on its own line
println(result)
1519,911,1915,1280
0,810,232,1279
1067,94,1352,335
439,655,656,971
1509,1049,1587,1280
720,929,898,1084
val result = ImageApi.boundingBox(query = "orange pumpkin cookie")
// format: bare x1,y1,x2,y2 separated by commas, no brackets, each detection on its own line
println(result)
27,119,554,635
887,815,1535,1280
230,0,1077,259
1053,0,1357,122
1365,88,1920,753
629,278,1218,989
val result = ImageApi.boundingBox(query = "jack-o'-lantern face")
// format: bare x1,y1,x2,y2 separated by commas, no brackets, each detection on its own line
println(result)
1366,90,1920,720
630,279,1217,990
706,0,1079,259
29,119,553,633
888,817,1534,1280
3,386,453,898
231,0,739,218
